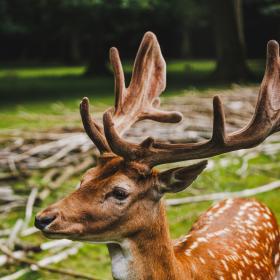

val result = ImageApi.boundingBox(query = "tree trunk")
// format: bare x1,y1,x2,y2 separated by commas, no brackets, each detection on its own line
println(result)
181,30,192,58
84,38,110,77
210,0,251,82
68,32,81,65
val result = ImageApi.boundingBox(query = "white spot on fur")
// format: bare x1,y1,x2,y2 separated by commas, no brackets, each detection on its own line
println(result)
221,260,229,271
199,257,206,264
275,253,279,265
207,249,215,258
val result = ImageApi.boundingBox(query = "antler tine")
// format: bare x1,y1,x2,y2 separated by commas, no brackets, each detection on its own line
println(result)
211,96,226,144
264,40,279,81
148,40,280,165
81,32,183,157
103,110,139,160
129,32,165,95
103,40,280,167
80,98,111,154
108,32,182,135
110,47,126,113
259,40,280,134
103,109,162,162
128,32,183,124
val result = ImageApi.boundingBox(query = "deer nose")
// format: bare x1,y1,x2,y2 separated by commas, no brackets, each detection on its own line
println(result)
35,214,56,230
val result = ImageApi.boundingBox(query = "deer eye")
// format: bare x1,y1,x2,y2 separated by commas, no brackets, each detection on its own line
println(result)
111,187,128,201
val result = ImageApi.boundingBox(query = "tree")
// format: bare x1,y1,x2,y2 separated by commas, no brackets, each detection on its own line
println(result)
83,0,151,77
209,0,251,81
171,0,208,58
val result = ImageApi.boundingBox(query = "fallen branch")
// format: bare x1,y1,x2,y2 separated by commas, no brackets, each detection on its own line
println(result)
0,239,74,266
39,156,95,200
166,180,280,206
0,186,26,214
0,227,38,238
3,86,280,176
0,243,98,280
0,186,25,202
7,219,23,250
23,187,38,229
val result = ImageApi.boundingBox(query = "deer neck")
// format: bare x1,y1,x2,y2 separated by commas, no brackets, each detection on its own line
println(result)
107,202,189,280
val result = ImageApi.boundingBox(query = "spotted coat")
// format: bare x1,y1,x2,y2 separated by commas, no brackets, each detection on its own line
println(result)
174,198,280,280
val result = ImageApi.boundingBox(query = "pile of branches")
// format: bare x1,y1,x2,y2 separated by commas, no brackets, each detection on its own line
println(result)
0,186,96,280
0,86,280,279
1,86,280,204
1,86,280,181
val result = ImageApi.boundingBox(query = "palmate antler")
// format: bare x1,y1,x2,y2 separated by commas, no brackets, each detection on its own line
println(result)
103,39,280,167
80,32,182,155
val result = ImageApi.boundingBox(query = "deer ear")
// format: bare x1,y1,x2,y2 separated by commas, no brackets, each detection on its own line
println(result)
157,161,207,194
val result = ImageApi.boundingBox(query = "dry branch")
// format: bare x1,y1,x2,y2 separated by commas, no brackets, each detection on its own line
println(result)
23,187,38,229
1,86,280,178
0,239,75,267
166,180,280,206
0,243,98,280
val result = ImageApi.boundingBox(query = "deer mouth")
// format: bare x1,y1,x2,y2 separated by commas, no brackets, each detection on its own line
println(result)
35,213,84,240
41,224,118,243
42,231,71,239
40,225,85,240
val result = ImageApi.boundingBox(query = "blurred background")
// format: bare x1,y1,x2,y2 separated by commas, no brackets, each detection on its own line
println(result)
1,0,280,279
1,0,280,107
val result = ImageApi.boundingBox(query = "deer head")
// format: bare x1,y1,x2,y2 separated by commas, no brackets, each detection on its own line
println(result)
35,33,280,246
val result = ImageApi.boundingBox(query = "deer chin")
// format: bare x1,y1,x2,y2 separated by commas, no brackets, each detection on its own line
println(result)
40,222,86,240
43,230,119,244
41,223,117,243
42,231,72,240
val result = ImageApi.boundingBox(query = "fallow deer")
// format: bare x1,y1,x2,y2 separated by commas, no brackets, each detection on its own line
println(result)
35,32,280,280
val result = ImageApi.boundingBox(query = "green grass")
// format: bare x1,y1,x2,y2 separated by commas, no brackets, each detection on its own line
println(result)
1,60,279,279
0,59,265,129
0,60,265,106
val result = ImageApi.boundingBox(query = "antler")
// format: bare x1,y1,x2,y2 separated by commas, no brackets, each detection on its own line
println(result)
103,40,280,167
80,32,182,155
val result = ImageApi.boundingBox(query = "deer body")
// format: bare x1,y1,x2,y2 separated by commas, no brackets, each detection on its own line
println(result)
107,197,280,280
176,198,280,279
35,32,280,279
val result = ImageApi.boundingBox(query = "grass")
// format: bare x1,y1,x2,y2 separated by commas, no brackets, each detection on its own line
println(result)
1,59,279,279
0,59,265,117
0,59,265,129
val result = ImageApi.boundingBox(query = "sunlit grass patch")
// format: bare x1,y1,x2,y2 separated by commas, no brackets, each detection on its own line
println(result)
0,65,85,79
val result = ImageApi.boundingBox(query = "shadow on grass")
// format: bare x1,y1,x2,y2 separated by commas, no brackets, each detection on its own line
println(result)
0,59,265,108
0,76,114,104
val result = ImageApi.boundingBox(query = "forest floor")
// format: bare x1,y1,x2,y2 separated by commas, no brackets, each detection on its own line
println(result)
0,59,265,129
1,61,279,279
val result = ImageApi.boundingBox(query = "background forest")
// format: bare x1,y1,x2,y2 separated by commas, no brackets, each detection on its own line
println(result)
1,0,280,279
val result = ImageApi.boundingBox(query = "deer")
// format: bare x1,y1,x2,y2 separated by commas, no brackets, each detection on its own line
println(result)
35,32,280,280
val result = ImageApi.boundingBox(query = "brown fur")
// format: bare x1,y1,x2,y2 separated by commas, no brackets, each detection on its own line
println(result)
36,157,280,279
35,32,280,279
